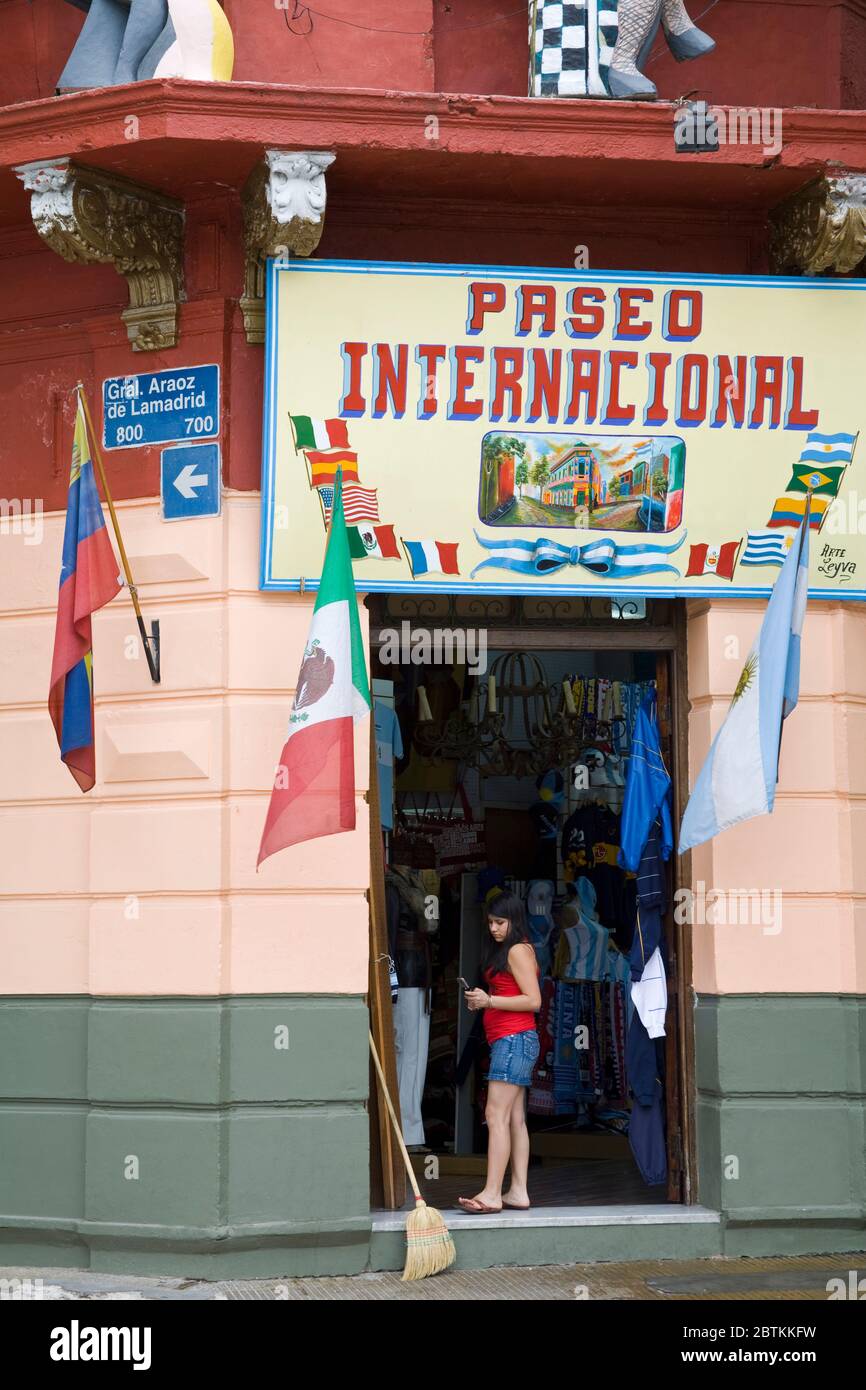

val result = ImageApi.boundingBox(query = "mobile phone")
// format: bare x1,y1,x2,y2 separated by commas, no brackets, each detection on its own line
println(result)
457,976,472,990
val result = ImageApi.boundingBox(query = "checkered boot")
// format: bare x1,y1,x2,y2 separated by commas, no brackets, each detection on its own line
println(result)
530,3,623,99
609,0,661,98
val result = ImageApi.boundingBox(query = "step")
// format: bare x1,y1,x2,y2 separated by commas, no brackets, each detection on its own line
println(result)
369,1203,723,1271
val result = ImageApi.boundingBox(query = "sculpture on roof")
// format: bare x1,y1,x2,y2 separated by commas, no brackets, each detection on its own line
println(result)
58,0,234,91
610,0,715,99
530,0,714,101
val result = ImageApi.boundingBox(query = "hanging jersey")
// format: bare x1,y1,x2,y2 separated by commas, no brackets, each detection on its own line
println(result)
556,921,610,983
561,802,636,942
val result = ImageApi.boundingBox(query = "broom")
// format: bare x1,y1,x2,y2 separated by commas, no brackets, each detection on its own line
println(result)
368,1030,457,1280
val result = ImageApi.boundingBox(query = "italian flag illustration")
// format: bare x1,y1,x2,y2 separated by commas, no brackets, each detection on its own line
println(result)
257,473,370,866
290,414,350,451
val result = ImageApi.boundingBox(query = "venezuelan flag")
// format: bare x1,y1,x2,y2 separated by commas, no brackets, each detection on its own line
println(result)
48,399,121,792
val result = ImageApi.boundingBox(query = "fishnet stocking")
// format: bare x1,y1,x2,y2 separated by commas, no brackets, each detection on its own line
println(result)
661,0,694,36
611,0,662,75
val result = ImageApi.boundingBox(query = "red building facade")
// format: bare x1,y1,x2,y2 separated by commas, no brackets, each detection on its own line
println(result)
2,1,866,1276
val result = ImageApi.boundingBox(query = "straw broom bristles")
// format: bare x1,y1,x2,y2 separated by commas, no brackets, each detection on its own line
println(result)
404,1196,457,1281
369,1031,456,1281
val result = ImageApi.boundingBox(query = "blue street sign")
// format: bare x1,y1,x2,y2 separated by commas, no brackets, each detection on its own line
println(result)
161,443,221,521
103,364,220,450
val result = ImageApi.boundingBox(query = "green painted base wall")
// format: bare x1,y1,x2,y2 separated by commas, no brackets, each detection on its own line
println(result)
695,994,866,1257
0,995,372,1277
1,993,864,1275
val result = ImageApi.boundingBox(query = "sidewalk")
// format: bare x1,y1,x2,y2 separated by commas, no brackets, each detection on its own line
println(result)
2,1253,863,1301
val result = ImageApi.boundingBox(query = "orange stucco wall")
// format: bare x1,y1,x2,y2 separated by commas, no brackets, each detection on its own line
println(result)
0,494,370,997
2,495,864,1000
686,598,866,996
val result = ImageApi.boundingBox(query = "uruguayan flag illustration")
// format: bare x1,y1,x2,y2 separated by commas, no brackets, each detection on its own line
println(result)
740,529,794,567
679,504,810,853
798,432,856,465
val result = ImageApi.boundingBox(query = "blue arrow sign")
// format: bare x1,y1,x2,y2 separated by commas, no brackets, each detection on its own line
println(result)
103,364,220,450
161,443,221,521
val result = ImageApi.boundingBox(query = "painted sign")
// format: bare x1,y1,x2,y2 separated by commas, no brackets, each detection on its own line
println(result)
103,365,220,450
260,261,866,599
161,443,221,521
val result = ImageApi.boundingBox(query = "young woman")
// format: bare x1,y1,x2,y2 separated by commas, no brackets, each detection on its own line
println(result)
458,891,542,1214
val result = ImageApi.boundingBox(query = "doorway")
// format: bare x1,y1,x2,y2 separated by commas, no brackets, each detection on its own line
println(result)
367,593,694,1214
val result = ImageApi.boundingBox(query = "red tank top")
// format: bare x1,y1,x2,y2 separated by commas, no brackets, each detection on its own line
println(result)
483,950,540,1044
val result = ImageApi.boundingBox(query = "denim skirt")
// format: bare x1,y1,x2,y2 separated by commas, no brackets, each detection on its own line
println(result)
487,1029,540,1086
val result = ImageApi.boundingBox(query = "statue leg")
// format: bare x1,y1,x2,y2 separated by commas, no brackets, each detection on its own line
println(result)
114,0,170,84
609,0,662,99
56,0,129,91
660,0,716,60
661,0,692,33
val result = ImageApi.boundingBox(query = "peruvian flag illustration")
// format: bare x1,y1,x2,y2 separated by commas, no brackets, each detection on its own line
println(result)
686,540,742,582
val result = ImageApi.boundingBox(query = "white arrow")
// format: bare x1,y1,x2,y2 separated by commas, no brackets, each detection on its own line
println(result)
173,463,209,500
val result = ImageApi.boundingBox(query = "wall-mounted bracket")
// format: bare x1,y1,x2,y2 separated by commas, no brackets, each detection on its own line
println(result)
241,149,335,344
771,173,866,276
15,158,184,352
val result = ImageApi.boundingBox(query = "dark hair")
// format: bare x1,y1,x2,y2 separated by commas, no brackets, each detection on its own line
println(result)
481,890,532,976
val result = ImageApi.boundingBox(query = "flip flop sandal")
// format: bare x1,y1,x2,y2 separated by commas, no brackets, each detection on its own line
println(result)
502,1199,531,1210
456,1197,502,1214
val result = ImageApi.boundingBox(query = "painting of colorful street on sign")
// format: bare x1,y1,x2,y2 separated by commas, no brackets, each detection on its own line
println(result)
478,431,686,534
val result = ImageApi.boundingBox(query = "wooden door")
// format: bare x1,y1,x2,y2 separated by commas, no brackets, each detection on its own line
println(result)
655,650,685,1203
368,720,406,1210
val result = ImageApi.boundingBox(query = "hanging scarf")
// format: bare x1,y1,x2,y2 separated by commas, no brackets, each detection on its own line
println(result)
574,676,587,721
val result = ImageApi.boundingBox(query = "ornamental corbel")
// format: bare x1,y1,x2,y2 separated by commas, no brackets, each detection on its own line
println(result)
771,173,866,276
15,158,184,352
241,150,335,345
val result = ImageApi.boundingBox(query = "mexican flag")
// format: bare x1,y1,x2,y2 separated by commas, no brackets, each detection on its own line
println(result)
257,473,370,866
347,522,400,560
290,414,350,451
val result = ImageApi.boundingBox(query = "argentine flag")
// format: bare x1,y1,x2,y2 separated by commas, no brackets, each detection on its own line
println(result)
679,501,810,853
799,432,856,465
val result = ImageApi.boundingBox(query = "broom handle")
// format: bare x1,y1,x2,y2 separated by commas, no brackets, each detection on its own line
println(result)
368,1030,423,1203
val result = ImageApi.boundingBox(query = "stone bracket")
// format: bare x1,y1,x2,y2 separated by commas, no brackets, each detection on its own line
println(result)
771,173,866,276
15,158,184,352
241,150,335,345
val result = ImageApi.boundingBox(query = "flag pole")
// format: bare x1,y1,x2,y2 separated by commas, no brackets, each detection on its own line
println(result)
776,488,811,772
76,384,161,684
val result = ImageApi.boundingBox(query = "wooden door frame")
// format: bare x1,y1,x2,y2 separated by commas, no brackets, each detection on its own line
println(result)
367,719,407,1211
366,597,697,1207
669,601,698,1201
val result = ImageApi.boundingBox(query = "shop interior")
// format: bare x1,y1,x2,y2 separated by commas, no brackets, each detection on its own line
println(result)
369,600,684,1212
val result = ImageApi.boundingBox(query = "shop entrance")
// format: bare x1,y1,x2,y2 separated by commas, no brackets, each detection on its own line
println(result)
367,593,694,1216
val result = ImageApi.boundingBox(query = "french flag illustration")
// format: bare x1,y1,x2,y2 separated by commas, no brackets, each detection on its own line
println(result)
403,539,460,577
